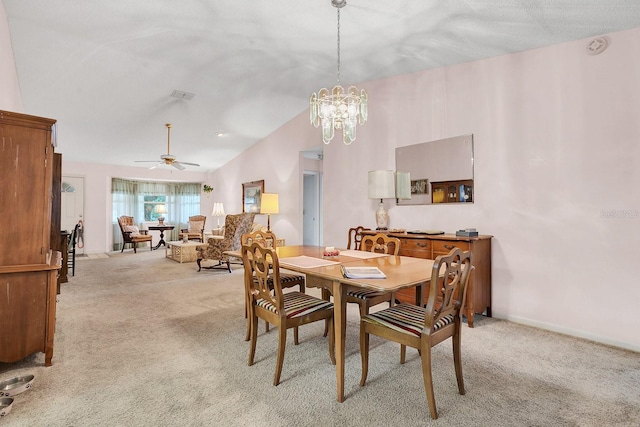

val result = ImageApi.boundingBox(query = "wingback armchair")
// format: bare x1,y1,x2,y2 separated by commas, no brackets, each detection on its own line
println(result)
196,212,255,272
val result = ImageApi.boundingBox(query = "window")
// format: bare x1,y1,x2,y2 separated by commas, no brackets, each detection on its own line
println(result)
144,195,167,221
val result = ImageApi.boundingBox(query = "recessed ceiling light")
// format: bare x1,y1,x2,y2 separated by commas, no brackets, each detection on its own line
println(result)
215,132,225,137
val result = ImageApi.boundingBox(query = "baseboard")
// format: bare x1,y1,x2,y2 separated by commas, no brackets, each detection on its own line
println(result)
496,314,640,353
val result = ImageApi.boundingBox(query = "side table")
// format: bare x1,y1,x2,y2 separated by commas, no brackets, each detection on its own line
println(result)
166,240,201,263
149,225,175,250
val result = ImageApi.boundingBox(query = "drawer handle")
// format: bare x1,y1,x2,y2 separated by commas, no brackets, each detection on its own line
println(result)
444,244,456,250
417,243,428,248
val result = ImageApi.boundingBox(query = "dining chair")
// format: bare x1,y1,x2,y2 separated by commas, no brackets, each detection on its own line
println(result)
240,230,306,341
243,242,336,386
346,233,401,316
359,247,472,419
347,225,371,250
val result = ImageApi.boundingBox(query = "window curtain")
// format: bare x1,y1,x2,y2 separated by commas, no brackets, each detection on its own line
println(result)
112,178,201,251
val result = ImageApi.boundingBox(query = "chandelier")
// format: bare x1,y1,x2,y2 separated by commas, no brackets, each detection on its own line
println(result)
310,0,367,145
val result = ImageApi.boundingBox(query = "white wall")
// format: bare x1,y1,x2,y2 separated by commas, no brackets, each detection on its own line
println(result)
63,161,209,253
0,3,23,111
211,28,640,351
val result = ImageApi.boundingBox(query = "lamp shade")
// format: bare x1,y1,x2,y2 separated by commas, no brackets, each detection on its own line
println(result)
368,170,395,200
260,193,279,214
211,202,225,217
155,204,167,214
395,171,411,200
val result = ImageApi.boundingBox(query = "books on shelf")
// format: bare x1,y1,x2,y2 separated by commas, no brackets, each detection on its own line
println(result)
340,265,386,279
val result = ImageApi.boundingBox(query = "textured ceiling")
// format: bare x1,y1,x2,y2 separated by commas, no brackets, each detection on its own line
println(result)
4,0,640,171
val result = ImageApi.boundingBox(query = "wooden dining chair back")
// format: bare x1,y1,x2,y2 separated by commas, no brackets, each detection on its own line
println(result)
345,233,401,318
359,247,472,419
242,242,335,386
240,230,306,341
347,226,371,250
360,232,400,255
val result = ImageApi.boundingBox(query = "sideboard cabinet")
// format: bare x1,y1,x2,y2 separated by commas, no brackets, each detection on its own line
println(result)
0,110,61,366
361,230,492,327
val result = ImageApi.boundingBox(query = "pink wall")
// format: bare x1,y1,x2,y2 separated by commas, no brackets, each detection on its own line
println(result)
211,28,640,351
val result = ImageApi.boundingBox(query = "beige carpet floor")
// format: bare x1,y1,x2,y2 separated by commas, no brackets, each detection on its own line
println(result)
1,249,639,426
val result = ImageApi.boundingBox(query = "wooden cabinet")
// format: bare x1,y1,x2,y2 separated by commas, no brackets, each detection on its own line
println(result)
431,179,473,204
362,230,492,327
0,110,61,366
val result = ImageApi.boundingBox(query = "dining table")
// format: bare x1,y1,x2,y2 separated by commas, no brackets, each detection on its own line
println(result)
228,245,435,403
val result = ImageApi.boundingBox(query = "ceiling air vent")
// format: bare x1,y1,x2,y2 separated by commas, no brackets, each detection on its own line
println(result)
170,90,195,100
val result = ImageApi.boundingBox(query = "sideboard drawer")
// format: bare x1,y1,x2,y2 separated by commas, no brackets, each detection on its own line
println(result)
431,239,470,257
400,238,431,258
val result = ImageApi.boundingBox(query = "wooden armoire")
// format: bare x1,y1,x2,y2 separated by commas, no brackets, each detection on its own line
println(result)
0,110,61,366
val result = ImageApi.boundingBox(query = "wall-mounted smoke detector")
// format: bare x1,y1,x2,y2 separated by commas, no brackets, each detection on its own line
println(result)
170,90,195,100
586,37,609,56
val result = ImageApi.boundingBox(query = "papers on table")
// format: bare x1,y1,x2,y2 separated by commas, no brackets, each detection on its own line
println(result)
279,255,340,269
337,250,389,259
340,266,387,279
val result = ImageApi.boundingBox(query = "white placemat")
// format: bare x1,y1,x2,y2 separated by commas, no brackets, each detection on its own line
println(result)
337,250,389,259
279,255,340,269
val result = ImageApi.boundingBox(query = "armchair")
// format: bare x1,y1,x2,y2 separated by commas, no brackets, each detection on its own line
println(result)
179,215,207,242
117,216,152,253
196,213,255,272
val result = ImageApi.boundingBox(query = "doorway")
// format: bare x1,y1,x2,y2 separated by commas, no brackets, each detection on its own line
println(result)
61,176,85,254
303,172,322,246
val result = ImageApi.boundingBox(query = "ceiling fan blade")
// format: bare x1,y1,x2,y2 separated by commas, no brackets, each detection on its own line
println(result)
178,161,200,167
135,160,161,163
149,162,163,170
172,161,186,170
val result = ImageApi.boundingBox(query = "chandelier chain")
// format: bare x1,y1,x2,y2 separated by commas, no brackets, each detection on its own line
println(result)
336,8,341,85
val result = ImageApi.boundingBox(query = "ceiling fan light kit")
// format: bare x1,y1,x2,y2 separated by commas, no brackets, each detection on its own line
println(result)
135,123,200,170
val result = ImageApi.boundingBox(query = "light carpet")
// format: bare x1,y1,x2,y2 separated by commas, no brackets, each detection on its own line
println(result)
1,250,639,426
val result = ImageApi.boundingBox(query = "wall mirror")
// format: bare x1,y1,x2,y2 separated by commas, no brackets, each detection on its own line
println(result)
395,134,474,205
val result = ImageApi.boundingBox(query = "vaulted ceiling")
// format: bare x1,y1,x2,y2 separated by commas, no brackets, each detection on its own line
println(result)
4,0,639,171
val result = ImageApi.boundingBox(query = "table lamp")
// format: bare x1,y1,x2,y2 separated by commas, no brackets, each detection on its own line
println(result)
211,202,225,228
368,170,395,230
260,193,279,231
155,204,167,225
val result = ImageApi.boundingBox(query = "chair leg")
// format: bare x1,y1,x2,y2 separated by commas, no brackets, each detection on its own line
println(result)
265,320,270,333
327,317,335,365
453,326,465,395
400,344,407,364
420,344,438,420
121,243,125,253
248,309,258,366
322,288,331,337
274,325,287,386
197,259,202,272
359,324,370,386
133,242,137,253
293,326,299,345
226,260,231,273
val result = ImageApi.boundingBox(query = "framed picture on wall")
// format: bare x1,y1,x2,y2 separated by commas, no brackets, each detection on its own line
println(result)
242,180,264,213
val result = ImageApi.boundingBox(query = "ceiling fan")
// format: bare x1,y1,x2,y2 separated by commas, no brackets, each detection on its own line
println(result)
135,123,200,170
